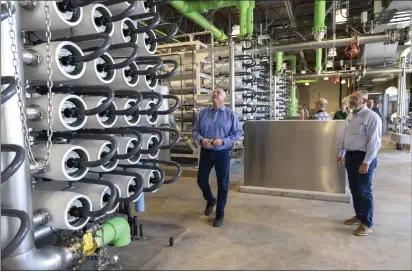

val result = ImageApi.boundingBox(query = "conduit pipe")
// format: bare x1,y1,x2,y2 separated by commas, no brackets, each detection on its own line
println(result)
265,33,388,53
313,0,327,74
275,52,283,73
283,55,296,74
293,68,410,80
247,0,255,35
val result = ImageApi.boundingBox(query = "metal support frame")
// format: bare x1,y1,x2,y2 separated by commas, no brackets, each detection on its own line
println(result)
229,41,236,110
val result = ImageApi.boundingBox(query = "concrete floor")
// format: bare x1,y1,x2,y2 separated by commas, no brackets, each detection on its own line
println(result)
113,137,412,270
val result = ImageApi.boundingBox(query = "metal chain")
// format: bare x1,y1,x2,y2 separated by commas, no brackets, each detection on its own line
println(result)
6,1,54,170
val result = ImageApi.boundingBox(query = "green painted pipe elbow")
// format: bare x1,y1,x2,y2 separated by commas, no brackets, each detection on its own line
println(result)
283,55,297,74
96,217,131,248
275,52,284,73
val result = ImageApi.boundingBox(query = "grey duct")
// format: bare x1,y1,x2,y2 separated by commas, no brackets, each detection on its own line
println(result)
293,68,410,80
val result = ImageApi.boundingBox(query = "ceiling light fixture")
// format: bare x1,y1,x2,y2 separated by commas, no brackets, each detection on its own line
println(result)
300,70,307,74
341,79,346,84
324,77,329,80
305,82,309,86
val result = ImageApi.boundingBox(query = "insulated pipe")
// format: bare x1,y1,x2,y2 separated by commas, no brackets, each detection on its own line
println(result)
283,55,296,74
169,1,228,41
313,0,327,41
267,34,388,53
275,52,283,73
238,1,249,37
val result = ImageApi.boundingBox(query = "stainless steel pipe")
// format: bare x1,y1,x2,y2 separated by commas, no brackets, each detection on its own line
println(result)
1,1,35,257
293,68,409,80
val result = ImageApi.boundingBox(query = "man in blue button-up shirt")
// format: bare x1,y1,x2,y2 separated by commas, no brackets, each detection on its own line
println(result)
337,89,382,236
192,88,243,227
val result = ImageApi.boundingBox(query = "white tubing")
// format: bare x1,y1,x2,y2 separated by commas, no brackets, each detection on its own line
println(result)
204,78,250,89
101,174,141,202
71,4,114,37
75,52,116,86
31,144,90,181
27,94,88,131
203,62,246,74
20,1,83,31
137,31,157,56
66,182,120,215
70,139,119,172
138,100,159,126
107,0,154,16
136,65,158,91
32,190,92,230
107,62,139,89
24,41,86,82
82,97,118,129
114,136,141,164
112,98,140,127
141,134,159,159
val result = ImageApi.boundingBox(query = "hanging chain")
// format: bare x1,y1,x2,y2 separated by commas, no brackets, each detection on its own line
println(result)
7,1,54,170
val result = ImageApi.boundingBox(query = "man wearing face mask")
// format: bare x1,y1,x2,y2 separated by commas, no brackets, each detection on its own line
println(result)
192,88,243,227
337,89,382,236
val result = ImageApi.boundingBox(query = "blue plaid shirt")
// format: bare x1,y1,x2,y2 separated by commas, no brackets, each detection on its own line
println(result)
313,110,332,120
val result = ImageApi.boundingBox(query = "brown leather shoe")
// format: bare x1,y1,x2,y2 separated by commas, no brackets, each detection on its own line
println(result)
354,224,373,236
344,215,361,225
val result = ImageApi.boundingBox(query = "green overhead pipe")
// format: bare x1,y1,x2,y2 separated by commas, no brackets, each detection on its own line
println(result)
139,21,181,43
247,0,255,35
170,1,228,41
313,0,326,73
96,217,131,248
295,79,319,83
315,48,323,73
275,52,284,73
313,0,327,36
237,1,249,37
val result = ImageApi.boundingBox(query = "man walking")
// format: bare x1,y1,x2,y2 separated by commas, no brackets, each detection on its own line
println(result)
192,88,243,227
337,89,382,236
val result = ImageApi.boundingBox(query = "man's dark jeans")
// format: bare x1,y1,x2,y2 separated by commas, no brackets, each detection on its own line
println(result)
197,148,230,216
345,151,377,227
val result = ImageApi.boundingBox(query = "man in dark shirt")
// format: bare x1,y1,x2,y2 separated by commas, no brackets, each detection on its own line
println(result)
367,99,382,118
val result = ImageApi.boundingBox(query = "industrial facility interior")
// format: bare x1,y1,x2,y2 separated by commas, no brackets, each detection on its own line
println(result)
1,0,411,270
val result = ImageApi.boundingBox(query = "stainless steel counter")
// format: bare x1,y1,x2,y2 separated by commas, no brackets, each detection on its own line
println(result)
243,120,347,197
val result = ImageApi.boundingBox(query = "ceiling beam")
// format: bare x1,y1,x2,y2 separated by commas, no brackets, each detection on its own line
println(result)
284,0,306,62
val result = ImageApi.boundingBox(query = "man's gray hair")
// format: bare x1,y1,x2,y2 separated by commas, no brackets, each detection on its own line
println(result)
357,89,369,100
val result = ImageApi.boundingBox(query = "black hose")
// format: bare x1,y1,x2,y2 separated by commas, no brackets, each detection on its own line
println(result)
135,92,163,115
55,33,111,64
77,178,119,218
102,170,144,203
133,56,163,75
130,12,161,34
140,159,182,184
243,58,256,69
235,103,257,114
67,0,98,9
235,71,253,77
156,94,181,115
235,88,257,98
150,23,178,43
116,164,165,193
57,133,118,168
153,59,178,80
46,85,115,116
111,91,143,115
129,127,163,155
110,0,137,22
1,76,17,105
243,75,256,85
242,39,254,51
104,43,139,70
154,127,180,149
1,144,25,183
99,128,143,160
1,208,30,260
